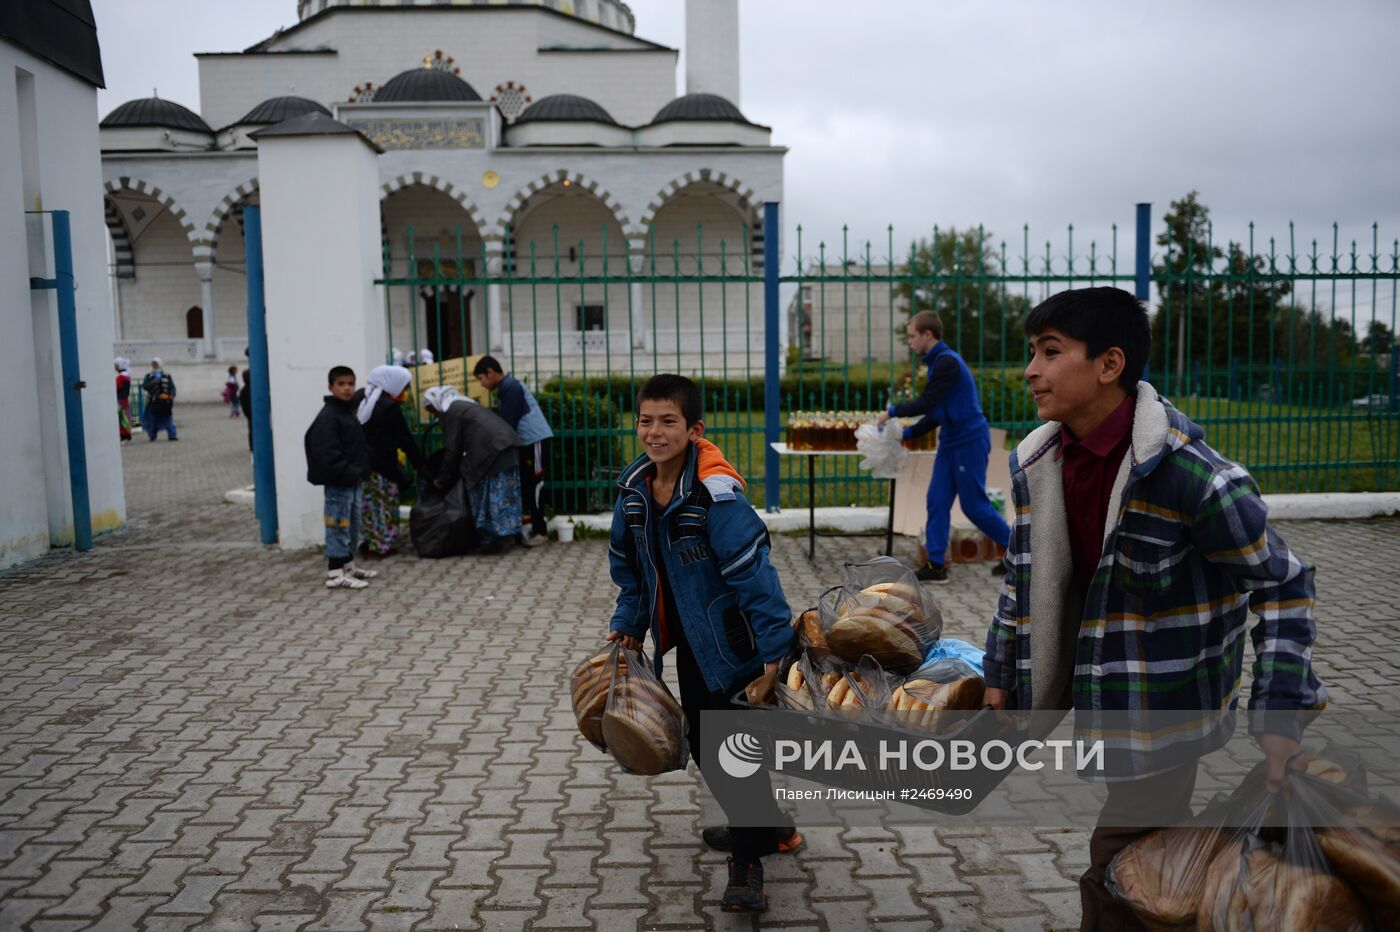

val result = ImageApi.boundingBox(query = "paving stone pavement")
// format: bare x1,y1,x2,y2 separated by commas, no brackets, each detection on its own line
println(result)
1,403,1397,931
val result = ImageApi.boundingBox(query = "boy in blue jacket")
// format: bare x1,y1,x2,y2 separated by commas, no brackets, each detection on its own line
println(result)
877,310,1010,582
605,374,797,913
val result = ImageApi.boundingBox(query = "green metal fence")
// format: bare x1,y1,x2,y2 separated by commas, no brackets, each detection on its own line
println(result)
377,216,1399,513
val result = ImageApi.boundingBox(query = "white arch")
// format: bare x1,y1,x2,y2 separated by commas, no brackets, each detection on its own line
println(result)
200,177,260,261
101,178,200,256
637,169,761,239
493,169,633,244
380,172,490,243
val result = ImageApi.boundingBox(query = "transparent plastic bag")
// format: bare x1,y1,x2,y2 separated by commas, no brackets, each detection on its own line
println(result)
1107,753,1390,931
795,591,840,665
855,422,908,479
600,647,689,776
890,656,986,734
819,557,943,673
776,653,828,713
570,643,623,752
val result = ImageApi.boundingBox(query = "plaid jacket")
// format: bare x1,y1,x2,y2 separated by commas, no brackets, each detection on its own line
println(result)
982,383,1325,752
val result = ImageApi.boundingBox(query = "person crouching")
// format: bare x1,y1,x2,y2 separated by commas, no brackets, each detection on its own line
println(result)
422,385,525,555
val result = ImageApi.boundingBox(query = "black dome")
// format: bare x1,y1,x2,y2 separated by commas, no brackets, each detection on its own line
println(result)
237,96,331,125
514,94,617,126
650,93,750,125
374,68,482,103
101,97,211,133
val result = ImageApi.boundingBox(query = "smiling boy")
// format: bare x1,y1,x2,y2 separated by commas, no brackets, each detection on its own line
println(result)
979,287,1325,929
604,374,797,913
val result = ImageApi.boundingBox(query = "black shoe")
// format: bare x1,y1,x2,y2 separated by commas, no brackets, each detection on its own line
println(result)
915,560,949,583
703,825,801,855
990,560,1006,577
721,858,768,913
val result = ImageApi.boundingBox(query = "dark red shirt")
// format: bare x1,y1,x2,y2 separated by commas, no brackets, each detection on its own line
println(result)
1059,395,1135,595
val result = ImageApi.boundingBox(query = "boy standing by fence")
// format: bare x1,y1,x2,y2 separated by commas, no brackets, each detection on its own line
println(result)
979,287,1325,930
304,366,379,591
473,356,553,545
604,374,798,913
877,310,1010,582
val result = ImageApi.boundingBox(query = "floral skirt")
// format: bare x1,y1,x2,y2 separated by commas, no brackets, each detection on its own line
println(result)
360,473,401,555
118,402,131,441
469,466,523,539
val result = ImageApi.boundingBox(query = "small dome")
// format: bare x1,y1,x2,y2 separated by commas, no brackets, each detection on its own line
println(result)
514,94,617,126
650,93,750,125
101,97,211,133
237,96,331,125
374,68,482,103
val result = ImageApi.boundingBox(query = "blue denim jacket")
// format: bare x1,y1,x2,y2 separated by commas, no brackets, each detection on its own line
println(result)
607,441,794,694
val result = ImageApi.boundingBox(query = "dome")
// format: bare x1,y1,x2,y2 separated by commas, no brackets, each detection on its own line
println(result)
650,93,750,126
514,94,617,126
101,97,211,133
373,68,482,103
237,96,331,125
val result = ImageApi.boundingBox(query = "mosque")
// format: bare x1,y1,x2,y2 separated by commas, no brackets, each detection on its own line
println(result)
99,0,785,384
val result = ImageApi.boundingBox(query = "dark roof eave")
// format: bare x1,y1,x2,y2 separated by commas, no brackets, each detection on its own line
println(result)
0,0,104,87
196,48,336,57
248,112,383,153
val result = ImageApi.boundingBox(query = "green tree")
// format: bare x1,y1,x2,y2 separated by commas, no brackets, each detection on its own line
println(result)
1362,319,1395,357
895,226,1031,367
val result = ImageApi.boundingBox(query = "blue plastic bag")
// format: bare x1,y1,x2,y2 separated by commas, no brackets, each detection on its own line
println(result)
921,637,985,676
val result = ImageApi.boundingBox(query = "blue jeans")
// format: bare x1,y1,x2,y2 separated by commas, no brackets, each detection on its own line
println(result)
925,435,1011,565
324,484,362,565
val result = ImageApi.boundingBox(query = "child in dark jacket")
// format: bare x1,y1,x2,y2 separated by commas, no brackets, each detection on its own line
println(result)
605,374,797,914
304,366,379,590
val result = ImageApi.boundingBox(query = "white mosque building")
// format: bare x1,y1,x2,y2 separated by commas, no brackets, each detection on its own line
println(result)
99,0,785,385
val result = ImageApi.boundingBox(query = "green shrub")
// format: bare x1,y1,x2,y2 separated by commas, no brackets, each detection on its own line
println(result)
535,390,626,514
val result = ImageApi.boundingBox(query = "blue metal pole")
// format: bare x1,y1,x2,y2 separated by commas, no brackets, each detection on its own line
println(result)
50,211,92,551
763,202,781,512
1135,203,1152,383
244,206,278,544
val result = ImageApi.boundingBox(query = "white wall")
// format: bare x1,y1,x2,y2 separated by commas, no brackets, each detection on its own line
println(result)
258,131,386,550
197,9,677,132
0,41,125,568
115,205,202,339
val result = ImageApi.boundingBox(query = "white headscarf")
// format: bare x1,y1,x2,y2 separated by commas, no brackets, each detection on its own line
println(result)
114,357,130,374
406,351,417,366
421,384,477,416
391,347,405,366
418,347,435,364
356,364,413,424
151,357,163,370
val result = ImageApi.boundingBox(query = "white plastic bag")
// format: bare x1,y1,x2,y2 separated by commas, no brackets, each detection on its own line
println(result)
855,422,908,479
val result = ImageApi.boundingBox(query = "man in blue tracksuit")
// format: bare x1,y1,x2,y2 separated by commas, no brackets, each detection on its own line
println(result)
878,310,1010,582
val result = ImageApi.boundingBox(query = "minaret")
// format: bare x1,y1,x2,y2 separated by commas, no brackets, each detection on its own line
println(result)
685,0,740,105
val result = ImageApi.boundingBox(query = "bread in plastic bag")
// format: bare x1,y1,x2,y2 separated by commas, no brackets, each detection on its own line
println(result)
855,422,908,479
1198,834,1369,932
795,595,836,663
777,654,827,712
890,656,986,734
600,647,688,775
571,645,626,751
820,557,942,673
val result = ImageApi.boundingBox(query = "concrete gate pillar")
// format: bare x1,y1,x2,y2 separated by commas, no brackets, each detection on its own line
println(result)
252,114,385,550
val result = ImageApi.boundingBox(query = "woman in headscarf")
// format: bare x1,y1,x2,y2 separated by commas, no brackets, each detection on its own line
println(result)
422,385,524,555
354,365,425,558
114,357,132,442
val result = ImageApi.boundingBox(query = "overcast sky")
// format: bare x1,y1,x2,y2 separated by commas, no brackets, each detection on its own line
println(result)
94,0,1399,320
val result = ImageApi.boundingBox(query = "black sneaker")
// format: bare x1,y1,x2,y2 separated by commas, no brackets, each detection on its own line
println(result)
990,561,1006,577
702,826,802,855
721,858,768,913
915,561,949,583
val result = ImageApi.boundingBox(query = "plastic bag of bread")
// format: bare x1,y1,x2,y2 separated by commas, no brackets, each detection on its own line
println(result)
776,654,833,713
1197,834,1370,932
571,645,625,751
888,657,986,734
600,647,688,776
1292,775,1400,924
819,558,942,673
794,590,840,664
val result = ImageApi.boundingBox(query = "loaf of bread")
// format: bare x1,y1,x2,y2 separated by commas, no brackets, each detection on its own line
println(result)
1106,826,1229,928
1318,824,1400,916
571,650,627,749
1197,842,1370,932
798,609,829,652
826,608,926,672
600,672,685,775
887,676,985,733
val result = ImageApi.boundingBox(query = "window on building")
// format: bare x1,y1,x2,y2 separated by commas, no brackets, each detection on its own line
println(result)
185,307,204,339
576,304,605,332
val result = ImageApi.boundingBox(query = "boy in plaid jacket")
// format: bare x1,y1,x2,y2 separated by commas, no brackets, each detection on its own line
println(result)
979,287,1325,930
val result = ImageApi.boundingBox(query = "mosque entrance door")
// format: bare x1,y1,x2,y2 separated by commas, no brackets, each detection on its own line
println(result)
421,286,474,360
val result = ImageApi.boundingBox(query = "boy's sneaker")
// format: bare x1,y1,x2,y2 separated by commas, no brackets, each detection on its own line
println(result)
721,858,767,913
325,569,368,590
915,560,949,584
702,826,803,855
343,562,378,580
